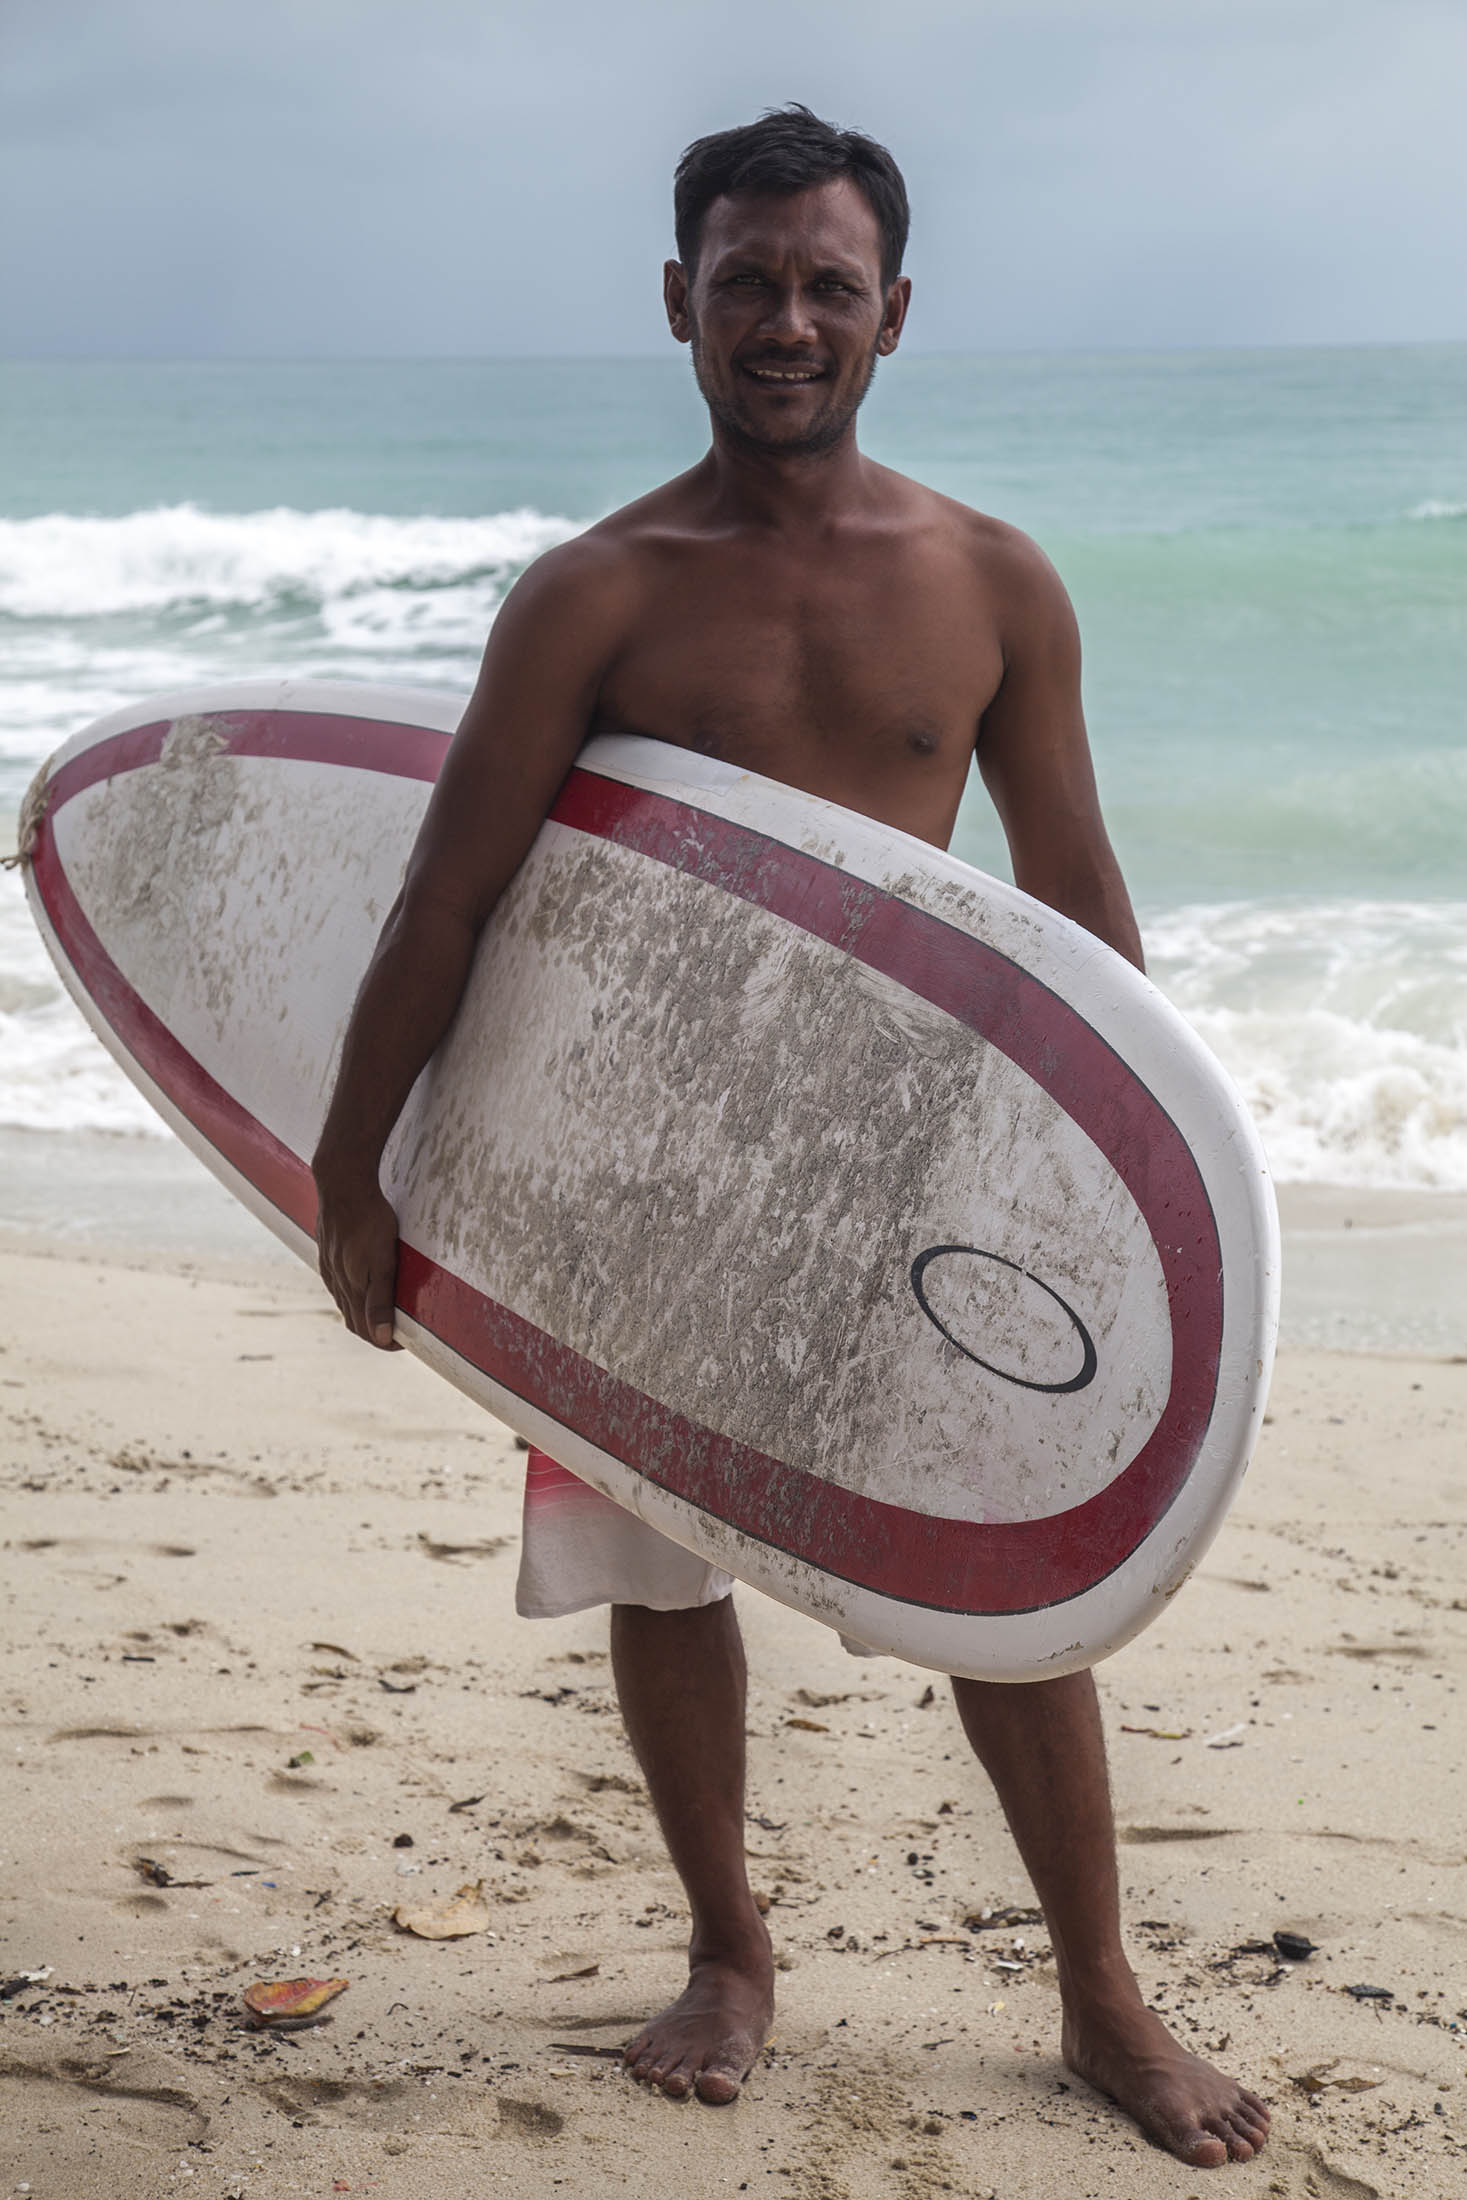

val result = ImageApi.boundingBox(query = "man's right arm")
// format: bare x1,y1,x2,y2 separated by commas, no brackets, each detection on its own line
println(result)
312,533,632,1348
973,527,1144,973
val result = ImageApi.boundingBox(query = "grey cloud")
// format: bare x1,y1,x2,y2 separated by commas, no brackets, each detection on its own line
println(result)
3,0,1463,355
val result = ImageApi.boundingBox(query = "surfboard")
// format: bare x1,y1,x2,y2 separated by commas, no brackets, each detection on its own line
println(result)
19,679,1279,1680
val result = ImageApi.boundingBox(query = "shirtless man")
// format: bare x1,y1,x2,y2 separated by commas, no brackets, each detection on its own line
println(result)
313,106,1270,2168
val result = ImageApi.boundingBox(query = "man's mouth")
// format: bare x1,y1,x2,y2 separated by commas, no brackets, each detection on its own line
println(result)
742,362,825,385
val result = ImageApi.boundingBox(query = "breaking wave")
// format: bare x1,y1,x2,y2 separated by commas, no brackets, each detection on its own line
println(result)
1143,899,1467,1190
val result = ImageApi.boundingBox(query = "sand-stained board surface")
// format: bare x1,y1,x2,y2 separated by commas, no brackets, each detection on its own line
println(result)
23,682,1278,1677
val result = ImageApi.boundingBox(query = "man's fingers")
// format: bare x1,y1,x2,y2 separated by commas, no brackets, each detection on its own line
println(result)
315,1240,356,1334
316,1243,369,1342
364,1254,400,1351
313,1189,400,1347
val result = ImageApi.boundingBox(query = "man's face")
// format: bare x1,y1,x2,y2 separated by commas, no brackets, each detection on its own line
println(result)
665,178,909,460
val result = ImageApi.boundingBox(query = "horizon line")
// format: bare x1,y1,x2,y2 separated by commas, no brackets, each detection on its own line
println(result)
4,335,1467,370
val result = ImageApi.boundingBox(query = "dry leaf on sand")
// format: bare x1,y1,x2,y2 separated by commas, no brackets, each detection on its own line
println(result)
394,1879,492,1939
242,1977,349,2026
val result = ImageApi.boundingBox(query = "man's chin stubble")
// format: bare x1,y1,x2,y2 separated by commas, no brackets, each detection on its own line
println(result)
690,344,880,461
706,403,854,460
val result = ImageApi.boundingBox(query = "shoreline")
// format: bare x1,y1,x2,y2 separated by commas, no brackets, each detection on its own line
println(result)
3,1123,1464,1359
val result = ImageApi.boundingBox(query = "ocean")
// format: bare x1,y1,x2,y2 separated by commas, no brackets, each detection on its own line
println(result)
1,348,1463,1191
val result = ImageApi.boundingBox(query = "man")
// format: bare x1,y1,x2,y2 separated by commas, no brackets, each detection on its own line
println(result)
314,106,1270,2167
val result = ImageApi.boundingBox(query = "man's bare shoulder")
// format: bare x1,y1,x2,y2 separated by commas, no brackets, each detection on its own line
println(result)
500,518,643,622
888,468,1070,611
499,474,700,633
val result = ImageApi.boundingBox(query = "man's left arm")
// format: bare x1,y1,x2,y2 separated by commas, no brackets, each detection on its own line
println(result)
974,535,1144,974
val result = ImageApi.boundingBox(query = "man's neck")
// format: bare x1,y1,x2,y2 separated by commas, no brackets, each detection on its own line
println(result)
693,428,879,534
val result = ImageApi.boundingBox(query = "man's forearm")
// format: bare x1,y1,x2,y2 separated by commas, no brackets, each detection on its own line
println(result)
1013,851,1145,977
1062,872,1144,975
312,894,479,1188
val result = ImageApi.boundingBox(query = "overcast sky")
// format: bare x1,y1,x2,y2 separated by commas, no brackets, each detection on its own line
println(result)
5,0,1465,358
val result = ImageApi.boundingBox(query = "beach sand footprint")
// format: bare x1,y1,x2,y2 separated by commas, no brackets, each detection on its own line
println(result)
1267,2139,1383,2198
256,2073,414,2129
252,2074,564,2147
497,2096,565,2140
0,2053,209,2169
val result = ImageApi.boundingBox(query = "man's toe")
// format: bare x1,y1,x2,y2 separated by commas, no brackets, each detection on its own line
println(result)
694,2061,744,2105
1176,2126,1229,2168
1224,2113,1264,2160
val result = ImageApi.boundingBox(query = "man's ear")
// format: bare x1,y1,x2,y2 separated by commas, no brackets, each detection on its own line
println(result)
877,273,912,357
664,260,692,344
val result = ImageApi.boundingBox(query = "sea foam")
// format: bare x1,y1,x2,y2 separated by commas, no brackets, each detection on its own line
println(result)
0,504,579,621
0,505,579,795
1143,899,1467,1190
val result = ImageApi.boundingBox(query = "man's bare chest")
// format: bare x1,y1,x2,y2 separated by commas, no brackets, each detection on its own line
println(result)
592,557,1004,814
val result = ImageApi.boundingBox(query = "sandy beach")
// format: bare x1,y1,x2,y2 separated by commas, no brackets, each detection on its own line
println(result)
2,1145,1465,2200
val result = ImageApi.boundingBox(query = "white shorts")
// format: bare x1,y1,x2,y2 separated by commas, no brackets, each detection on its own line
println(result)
514,1447,877,1657
515,1446,735,1618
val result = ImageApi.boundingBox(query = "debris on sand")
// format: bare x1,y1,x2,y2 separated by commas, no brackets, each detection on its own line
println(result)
393,1880,493,1939
416,1531,511,1563
962,1906,1044,1932
1287,2059,1383,2096
242,1976,349,2028
132,1856,211,1889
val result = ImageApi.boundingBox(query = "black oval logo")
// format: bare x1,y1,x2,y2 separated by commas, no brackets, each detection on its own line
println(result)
910,1244,1098,1395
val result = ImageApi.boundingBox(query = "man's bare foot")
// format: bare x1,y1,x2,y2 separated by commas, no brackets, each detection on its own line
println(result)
1062,1980,1271,2166
622,1936,775,2104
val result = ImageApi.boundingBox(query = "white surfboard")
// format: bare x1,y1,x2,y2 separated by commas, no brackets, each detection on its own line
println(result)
19,680,1278,1679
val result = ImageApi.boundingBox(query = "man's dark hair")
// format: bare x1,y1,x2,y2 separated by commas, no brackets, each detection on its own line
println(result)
674,104,909,290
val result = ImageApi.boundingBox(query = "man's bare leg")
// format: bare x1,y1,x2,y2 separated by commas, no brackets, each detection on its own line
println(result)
611,1599,774,2102
953,1671,1270,2167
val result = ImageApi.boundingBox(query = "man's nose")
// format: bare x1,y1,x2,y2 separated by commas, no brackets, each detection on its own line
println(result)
760,283,819,345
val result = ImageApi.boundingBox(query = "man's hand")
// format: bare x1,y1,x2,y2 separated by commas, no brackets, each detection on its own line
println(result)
314,1171,402,1351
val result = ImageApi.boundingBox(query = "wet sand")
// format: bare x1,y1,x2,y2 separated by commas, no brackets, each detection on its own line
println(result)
1,1160,1465,2198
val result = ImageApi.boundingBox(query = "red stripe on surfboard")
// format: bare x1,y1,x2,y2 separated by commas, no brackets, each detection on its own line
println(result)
395,1244,1187,1614
30,827,316,1239
34,713,1223,1614
46,710,447,816
47,721,171,810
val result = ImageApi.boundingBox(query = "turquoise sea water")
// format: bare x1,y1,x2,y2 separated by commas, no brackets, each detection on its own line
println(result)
0,348,1463,1186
